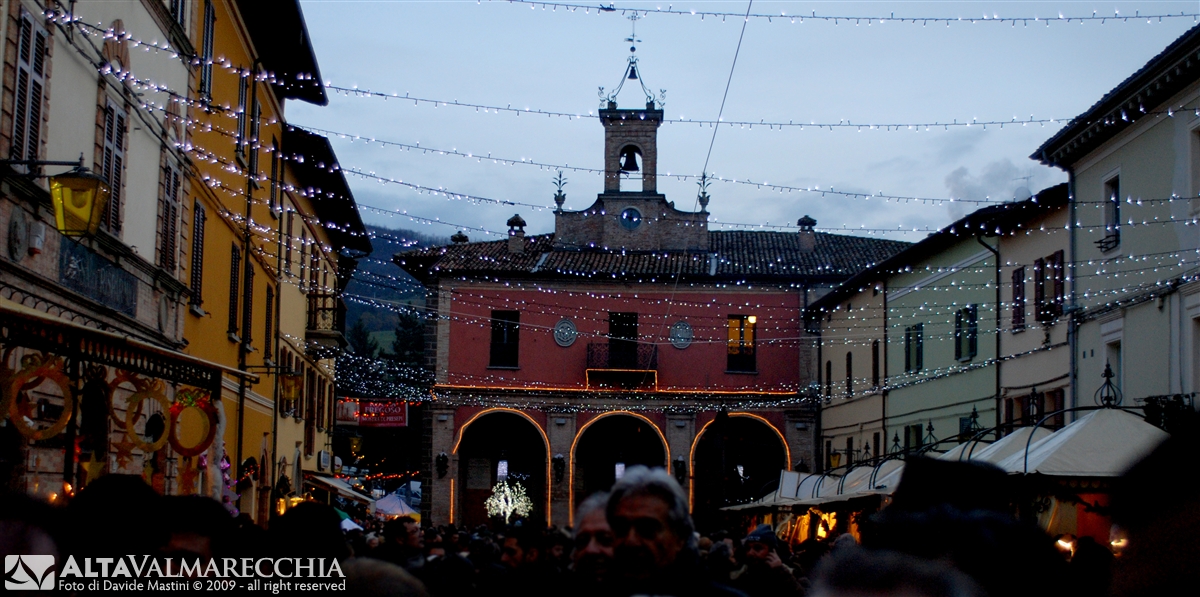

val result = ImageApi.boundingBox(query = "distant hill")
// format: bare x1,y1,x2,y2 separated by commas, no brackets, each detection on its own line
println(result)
344,225,446,344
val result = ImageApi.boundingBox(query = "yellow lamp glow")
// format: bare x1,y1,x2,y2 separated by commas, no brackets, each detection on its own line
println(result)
281,373,302,412
50,169,110,237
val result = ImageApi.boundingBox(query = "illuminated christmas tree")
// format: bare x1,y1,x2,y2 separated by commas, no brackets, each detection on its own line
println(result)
484,481,532,523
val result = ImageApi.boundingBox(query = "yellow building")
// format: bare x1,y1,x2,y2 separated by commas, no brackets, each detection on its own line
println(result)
179,0,368,523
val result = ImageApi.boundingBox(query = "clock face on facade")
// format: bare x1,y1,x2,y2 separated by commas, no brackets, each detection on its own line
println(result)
619,207,642,230
669,321,693,349
554,318,578,347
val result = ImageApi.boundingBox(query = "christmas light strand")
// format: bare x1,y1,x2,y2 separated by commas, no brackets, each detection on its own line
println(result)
324,84,1067,134
496,1,1199,28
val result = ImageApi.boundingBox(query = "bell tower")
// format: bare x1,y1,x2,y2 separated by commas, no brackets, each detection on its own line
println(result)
601,101,662,193
552,17,707,252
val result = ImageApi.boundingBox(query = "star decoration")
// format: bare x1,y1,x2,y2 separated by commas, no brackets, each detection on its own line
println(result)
113,437,136,470
178,458,199,496
81,453,105,486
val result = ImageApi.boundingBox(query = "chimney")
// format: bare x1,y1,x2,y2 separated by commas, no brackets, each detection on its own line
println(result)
507,213,526,254
451,231,469,244
797,215,817,253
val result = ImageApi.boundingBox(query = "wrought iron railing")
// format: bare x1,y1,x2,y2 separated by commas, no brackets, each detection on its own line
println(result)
586,342,657,370
306,293,345,333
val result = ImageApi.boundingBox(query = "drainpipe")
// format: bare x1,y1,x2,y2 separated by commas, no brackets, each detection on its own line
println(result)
1068,170,1078,416
236,61,263,507
813,302,823,473
268,131,285,524
977,235,1001,435
881,279,888,453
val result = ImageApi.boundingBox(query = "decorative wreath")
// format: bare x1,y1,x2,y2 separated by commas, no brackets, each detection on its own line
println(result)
7,354,74,440
108,369,151,427
169,388,219,457
124,381,172,453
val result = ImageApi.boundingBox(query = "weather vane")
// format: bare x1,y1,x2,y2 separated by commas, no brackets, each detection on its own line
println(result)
599,12,665,109
626,14,642,53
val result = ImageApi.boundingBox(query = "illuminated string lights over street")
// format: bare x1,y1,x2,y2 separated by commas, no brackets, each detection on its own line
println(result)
0,2,1195,595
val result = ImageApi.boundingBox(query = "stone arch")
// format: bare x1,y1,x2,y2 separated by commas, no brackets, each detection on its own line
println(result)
453,408,551,527
569,410,670,525
689,413,790,531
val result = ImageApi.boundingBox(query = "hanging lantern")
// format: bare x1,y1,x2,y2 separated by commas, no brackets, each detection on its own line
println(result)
280,373,302,413
50,168,111,237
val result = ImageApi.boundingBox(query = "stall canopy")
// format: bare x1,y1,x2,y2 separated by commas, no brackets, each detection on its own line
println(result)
375,492,420,518
940,426,1054,465
995,409,1169,476
307,475,375,505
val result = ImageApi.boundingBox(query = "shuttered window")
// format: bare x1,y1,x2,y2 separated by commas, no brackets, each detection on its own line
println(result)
268,138,280,213
309,242,320,292
248,100,261,175
10,12,46,163
228,244,241,335
284,209,294,275
1012,267,1026,332
100,101,127,233
189,201,206,305
199,1,215,97
904,324,924,372
265,285,275,360
159,164,181,273
242,258,255,347
299,230,307,289
955,305,978,362
236,76,248,158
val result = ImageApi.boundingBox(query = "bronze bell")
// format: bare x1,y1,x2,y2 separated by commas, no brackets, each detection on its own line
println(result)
619,146,640,172
627,64,638,80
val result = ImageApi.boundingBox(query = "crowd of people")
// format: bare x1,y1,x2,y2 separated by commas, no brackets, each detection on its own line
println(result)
1,423,1194,597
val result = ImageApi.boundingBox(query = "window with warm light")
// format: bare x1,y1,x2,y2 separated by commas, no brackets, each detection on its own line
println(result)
727,315,756,372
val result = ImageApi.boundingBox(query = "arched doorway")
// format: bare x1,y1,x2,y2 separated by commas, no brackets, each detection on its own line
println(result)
691,413,789,532
571,413,667,516
454,410,548,528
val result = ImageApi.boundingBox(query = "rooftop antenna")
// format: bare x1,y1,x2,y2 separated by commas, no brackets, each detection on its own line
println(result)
1013,172,1033,202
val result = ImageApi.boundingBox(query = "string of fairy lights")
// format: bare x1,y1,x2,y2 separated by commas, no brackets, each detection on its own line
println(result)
493,1,1200,27
41,4,1200,406
323,84,1069,133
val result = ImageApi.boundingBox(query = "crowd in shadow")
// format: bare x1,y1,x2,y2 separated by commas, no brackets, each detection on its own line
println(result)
1,414,1196,597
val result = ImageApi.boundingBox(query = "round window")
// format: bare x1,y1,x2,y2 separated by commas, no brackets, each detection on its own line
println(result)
619,208,642,230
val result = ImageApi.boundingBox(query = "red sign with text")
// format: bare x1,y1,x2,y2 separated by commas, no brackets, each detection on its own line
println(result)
335,399,408,427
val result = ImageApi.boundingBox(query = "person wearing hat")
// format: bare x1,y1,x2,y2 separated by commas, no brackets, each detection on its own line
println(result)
731,524,804,597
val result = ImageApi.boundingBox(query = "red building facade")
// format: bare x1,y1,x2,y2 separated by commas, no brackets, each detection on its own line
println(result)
396,102,907,530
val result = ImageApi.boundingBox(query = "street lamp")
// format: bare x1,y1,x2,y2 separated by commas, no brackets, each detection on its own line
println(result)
2,156,110,237
50,167,111,237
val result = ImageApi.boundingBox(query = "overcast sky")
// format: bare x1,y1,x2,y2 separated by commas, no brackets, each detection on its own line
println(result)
289,1,1198,242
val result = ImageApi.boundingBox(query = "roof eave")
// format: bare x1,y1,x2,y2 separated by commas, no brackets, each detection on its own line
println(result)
1033,23,1200,169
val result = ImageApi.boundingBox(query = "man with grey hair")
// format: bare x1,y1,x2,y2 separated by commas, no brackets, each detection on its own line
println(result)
607,466,744,597
571,492,614,594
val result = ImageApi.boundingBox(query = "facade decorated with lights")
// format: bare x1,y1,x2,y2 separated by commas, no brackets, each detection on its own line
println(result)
396,89,909,529
0,0,368,523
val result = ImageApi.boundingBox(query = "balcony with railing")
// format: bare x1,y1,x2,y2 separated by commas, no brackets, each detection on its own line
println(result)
306,292,347,358
585,342,657,389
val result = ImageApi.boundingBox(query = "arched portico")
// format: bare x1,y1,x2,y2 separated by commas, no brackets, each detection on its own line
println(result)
689,412,790,532
569,410,670,525
453,408,551,527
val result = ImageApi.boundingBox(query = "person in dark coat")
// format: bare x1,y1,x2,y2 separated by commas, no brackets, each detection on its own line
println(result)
607,466,745,597
730,524,804,597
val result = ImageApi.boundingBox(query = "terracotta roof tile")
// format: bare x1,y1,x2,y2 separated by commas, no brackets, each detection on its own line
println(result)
395,231,908,283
